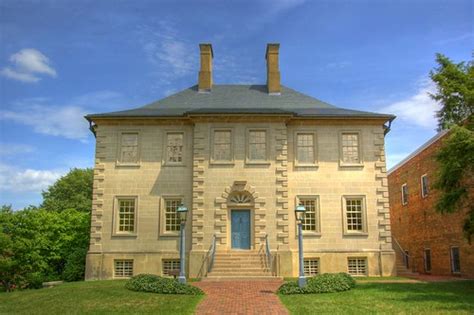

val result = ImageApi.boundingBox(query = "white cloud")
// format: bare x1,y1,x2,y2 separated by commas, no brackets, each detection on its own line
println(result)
0,100,90,141
0,144,35,156
381,79,441,129
0,163,64,193
1,48,57,83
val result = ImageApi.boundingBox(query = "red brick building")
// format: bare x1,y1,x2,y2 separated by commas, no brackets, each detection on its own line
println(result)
388,130,473,279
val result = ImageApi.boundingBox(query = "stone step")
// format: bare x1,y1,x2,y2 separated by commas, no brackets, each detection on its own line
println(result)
202,276,282,281
207,272,272,277
213,263,267,268
211,267,270,272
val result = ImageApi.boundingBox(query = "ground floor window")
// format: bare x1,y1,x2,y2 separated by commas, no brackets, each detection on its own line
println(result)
304,259,319,276
450,247,461,273
424,249,432,272
347,258,367,276
162,259,180,276
114,259,133,278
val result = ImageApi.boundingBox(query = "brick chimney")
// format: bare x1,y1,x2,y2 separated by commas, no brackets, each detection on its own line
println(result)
265,43,281,95
198,43,213,92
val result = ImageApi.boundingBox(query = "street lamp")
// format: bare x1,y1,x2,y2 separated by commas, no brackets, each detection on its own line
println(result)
295,204,306,288
177,204,188,284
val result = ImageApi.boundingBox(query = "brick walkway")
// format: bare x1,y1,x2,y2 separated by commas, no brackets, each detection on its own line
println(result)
193,279,288,315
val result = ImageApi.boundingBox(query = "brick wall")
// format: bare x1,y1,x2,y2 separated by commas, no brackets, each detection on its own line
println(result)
388,132,474,278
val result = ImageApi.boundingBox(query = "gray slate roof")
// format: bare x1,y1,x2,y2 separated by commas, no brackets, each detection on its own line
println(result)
86,85,394,121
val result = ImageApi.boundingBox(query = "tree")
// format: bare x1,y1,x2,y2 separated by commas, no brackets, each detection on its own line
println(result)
430,53,474,241
41,168,93,213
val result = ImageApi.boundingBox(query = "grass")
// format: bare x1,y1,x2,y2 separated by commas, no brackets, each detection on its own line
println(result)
279,280,474,314
0,280,203,315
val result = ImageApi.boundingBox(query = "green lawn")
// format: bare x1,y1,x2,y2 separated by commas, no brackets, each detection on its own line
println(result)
279,281,474,314
0,280,203,315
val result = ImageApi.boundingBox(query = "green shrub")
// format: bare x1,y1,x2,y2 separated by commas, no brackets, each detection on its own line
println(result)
62,248,87,282
125,274,203,295
278,273,356,295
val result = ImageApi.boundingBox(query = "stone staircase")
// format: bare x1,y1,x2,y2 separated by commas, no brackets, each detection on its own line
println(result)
205,250,277,280
395,261,418,277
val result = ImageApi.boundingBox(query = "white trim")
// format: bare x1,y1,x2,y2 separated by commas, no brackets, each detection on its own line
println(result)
420,174,429,198
388,130,449,175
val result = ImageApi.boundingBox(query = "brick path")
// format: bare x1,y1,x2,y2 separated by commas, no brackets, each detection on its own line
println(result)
193,279,288,315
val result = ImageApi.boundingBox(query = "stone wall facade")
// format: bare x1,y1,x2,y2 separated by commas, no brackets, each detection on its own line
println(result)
85,117,396,279
388,132,474,278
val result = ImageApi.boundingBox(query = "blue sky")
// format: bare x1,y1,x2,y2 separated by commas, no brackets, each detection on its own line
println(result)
0,0,472,209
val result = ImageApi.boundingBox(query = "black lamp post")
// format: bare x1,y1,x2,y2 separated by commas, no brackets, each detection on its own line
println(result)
177,204,188,284
295,204,306,288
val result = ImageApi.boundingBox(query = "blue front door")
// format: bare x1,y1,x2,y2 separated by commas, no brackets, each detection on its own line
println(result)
231,210,251,249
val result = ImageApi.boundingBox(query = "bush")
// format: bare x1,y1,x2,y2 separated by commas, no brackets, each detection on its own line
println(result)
278,273,356,295
125,274,203,295
62,248,88,282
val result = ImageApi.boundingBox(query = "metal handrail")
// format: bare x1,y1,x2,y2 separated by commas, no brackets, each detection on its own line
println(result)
207,234,217,273
392,237,410,267
264,234,272,272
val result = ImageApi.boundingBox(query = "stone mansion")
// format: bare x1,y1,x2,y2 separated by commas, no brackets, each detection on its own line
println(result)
85,43,396,280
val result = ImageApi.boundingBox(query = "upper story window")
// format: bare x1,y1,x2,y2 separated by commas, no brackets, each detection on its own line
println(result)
295,132,317,166
118,132,139,164
166,132,184,165
343,196,367,234
247,129,267,162
164,198,182,233
212,129,232,162
401,183,408,205
340,132,362,166
297,196,320,233
421,174,429,198
115,197,137,234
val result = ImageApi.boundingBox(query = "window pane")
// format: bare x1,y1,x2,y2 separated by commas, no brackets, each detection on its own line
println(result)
114,260,133,277
163,259,180,276
402,185,408,204
120,133,138,163
249,131,266,161
451,247,460,273
348,258,367,275
425,249,431,272
118,199,135,232
304,259,319,276
341,133,360,163
422,176,429,197
167,133,184,163
346,198,363,231
165,199,182,232
296,133,314,164
299,198,317,231
213,130,232,161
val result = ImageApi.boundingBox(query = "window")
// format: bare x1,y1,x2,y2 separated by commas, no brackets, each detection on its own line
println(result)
298,197,320,232
451,247,461,273
424,249,432,272
164,198,182,232
401,184,408,205
162,259,180,276
114,260,133,278
166,132,184,164
343,196,367,234
421,175,429,198
115,198,137,234
304,259,319,276
340,132,361,165
118,132,139,164
295,132,316,165
348,258,367,276
212,129,232,162
248,130,267,162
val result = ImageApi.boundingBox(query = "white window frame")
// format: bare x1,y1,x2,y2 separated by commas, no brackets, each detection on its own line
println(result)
162,259,181,276
303,258,320,276
424,248,432,272
339,131,363,167
296,195,321,235
163,130,186,166
160,196,184,236
342,195,368,235
246,128,270,164
294,130,318,167
450,246,461,274
114,259,134,278
421,174,429,198
401,183,408,205
347,257,367,276
210,128,234,164
116,130,140,166
112,196,138,236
